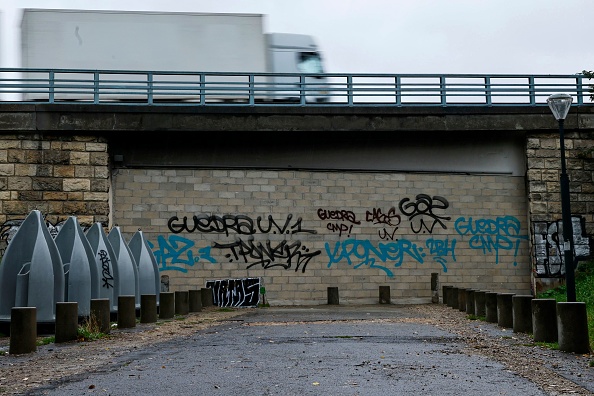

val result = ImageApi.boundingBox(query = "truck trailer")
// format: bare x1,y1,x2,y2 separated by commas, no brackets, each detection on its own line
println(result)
20,9,328,103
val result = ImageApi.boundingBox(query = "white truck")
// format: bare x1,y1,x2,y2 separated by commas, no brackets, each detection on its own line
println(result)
19,9,329,103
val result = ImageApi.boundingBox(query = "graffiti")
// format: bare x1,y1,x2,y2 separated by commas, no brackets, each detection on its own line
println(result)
399,194,451,234
326,223,353,237
149,234,216,273
532,216,592,277
98,249,114,289
205,277,260,307
318,209,360,237
378,228,398,240
425,238,457,272
454,216,528,266
0,219,23,256
319,207,402,239
213,236,321,273
366,207,401,240
317,209,360,224
168,214,316,236
365,207,400,227
325,238,426,277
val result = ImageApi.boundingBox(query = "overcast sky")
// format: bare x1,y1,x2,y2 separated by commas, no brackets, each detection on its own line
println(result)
1,0,592,75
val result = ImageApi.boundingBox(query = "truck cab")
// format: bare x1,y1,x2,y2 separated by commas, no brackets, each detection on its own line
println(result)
266,33,329,103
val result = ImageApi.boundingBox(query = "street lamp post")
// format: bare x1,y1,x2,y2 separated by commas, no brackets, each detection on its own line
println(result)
546,93,576,302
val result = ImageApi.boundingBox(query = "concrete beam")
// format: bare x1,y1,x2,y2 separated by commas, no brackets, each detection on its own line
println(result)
1,104,591,132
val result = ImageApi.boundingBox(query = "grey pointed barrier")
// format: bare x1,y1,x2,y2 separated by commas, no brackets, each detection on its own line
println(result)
0,210,65,323
129,229,160,304
86,222,120,313
54,216,100,317
108,226,140,308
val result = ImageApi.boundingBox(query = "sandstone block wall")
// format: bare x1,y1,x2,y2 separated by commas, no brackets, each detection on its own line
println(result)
112,169,531,305
0,134,110,237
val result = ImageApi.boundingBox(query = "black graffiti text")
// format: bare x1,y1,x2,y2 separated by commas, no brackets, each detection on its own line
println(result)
399,194,451,234
168,214,316,236
98,249,114,289
212,237,322,273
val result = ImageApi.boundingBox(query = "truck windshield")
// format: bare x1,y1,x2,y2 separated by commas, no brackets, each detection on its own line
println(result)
297,52,325,74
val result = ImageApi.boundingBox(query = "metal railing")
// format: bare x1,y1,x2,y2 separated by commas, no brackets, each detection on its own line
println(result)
0,68,591,107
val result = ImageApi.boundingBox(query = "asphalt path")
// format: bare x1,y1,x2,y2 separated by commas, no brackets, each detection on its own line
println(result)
28,305,557,396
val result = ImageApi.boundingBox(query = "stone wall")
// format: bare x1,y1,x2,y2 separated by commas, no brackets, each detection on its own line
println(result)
527,130,594,235
112,168,531,305
526,130,594,292
0,133,110,241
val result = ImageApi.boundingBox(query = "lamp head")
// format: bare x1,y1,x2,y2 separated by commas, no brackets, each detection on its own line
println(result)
547,93,573,121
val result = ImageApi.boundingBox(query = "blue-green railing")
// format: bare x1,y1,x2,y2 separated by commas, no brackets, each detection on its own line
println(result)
0,68,591,106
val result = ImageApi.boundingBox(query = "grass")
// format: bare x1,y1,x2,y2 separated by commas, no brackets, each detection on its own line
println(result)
534,341,559,350
467,314,485,321
36,336,54,346
77,314,109,342
537,259,594,351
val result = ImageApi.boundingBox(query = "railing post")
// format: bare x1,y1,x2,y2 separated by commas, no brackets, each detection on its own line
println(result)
440,76,446,106
93,71,99,104
48,70,55,104
93,72,99,104
147,73,153,105
395,76,401,106
528,76,535,106
199,73,205,106
484,76,492,106
248,74,255,106
576,74,584,106
347,75,353,106
299,75,306,106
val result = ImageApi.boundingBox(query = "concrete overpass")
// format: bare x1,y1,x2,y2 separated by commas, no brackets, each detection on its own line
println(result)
0,70,593,305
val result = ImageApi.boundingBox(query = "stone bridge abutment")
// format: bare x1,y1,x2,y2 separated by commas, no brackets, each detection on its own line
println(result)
0,103,592,304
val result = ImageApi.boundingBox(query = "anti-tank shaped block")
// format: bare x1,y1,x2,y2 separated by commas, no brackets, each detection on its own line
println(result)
86,222,120,313
54,216,100,317
128,230,160,304
0,210,65,323
108,226,140,308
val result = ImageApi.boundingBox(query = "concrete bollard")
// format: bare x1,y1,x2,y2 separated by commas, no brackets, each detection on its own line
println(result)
90,298,111,334
465,289,475,315
449,287,459,309
328,287,339,305
159,292,175,319
55,302,78,343
9,307,37,354
557,302,590,354
474,290,486,317
140,294,158,323
117,295,137,329
442,285,452,305
431,273,439,303
485,292,498,323
512,295,533,333
458,288,467,312
532,299,557,343
379,286,391,304
175,291,190,315
201,288,214,308
497,293,514,328
445,286,453,307
189,290,202,313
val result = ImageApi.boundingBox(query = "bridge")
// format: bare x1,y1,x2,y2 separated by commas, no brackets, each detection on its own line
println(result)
0,69,593,306
0,68,591,106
